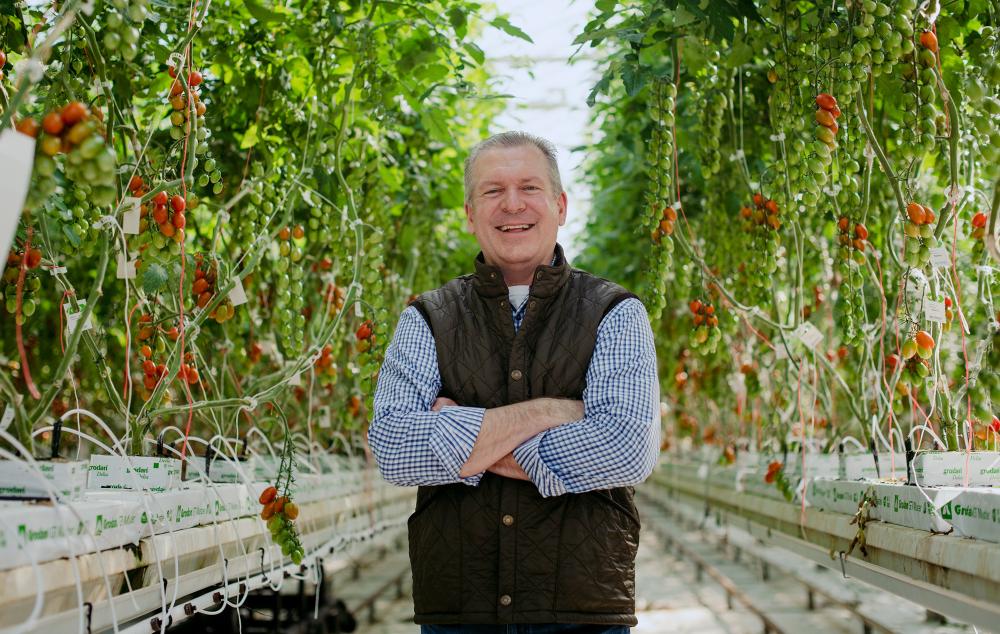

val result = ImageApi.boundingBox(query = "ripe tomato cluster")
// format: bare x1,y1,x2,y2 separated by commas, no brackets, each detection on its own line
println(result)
836,216,869,262
969,210,992,259
886,330,936,395
176,351,202,386
918,30,939,68
763,460,783,484
135,311,181,396
903,201,937,266
651,205,677,244
740,193,781,231
193,255,235,323
688,299,722,352
314,344,336,377
138,340,168,392
16,101,117,207
355,319,376,353
814,93,841,151
3,248,42,320
167,65,208,141
258,485,304,565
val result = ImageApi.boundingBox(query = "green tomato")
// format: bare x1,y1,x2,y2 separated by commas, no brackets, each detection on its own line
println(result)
103,32,121,51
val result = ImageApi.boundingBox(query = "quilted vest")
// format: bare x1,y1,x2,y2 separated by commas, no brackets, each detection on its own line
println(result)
408,244,640,625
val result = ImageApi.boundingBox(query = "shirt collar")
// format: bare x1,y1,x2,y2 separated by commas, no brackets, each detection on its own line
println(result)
472,243,571,299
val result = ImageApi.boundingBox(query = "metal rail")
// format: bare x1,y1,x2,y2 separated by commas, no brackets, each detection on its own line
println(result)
644,470,1000,632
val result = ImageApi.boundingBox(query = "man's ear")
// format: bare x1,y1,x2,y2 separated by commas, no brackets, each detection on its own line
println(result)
557,191,568,227
464,201,476,233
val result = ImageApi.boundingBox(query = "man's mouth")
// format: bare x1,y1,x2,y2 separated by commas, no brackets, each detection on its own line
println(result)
497,223,535,233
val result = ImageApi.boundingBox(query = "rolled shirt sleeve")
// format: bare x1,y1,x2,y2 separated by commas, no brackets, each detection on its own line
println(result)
512,297,661,497
369,307,486,487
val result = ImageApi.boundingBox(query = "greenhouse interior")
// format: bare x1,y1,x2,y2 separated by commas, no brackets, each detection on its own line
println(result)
1,0,999,632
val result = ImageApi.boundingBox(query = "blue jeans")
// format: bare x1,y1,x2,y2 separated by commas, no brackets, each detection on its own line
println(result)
420,626,630,634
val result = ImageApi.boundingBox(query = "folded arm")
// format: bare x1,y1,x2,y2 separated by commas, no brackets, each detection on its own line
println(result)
368,307,581,488
512,298,661,497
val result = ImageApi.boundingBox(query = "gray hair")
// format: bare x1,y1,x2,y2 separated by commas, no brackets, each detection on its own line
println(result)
463,131,564,205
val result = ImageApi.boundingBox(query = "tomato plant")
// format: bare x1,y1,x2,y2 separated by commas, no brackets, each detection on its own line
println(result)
0,0,521,475
578,0,1000,453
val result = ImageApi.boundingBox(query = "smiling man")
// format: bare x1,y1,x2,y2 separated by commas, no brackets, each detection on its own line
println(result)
368,131,660,633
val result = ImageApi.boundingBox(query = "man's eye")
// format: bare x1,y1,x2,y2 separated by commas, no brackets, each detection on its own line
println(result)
523,185,539,191
484,189,501,195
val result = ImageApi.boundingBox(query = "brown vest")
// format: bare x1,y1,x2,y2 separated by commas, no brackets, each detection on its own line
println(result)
408,245,640,625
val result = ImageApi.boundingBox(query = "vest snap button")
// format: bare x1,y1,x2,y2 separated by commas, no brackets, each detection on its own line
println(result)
500,300,507,309
499,594,512,607
535,271,543,280
489,272,497,279
510,369,523,381
502,514,514,526
528,300,537,309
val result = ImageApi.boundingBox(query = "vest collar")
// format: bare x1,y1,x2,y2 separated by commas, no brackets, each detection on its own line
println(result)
472,243,571,299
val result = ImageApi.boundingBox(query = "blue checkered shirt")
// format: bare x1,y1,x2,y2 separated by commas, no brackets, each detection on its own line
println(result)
368,295,660,497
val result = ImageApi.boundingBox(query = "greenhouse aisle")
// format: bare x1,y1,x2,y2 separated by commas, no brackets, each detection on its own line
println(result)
353,489,984,634
360,527,773,634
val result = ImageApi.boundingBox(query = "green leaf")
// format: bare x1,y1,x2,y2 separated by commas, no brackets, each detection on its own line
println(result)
463,42,485,65
420,109,451,143
141,263,168,295
595,0,618,11
621,64,646,97
62,224,80,248
587,65,616,107
447,7,467,33
240,123,259,149
490,16,533,43
572,26,626,46
244,0,283,24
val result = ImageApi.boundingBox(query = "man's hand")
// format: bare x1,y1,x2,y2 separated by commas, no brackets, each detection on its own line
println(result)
431,396,457,412
458,397,584,478
487,452,530,481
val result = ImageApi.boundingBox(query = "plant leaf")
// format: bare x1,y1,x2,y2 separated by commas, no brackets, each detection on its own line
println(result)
141,263,168,295
490,16,533,43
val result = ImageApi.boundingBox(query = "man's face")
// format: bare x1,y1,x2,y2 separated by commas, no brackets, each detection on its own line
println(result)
465,144,567,281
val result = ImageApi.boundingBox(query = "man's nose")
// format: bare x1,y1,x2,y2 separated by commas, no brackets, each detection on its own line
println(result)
502,188,525,212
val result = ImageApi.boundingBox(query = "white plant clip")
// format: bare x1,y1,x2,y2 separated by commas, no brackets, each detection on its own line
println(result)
948,185,963,206
167,52,185,71
94,215,117,230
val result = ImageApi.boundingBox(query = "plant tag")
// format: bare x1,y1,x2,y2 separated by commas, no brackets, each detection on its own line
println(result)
228,277,248,306
929,247,951,269
116,252,136,279
288,372,302,387
64,299,93,335
774,343,788,360
0,405,14,431
122,197,141,234
48,265,67,275
319,407,331,429
924,299,946,324
795,322,823,350
0,130,36,278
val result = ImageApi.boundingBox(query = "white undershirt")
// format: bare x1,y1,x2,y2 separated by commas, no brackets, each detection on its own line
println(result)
508,285,530,312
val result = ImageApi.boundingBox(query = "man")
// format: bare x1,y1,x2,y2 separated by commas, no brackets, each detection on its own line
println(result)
368,131,660,633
